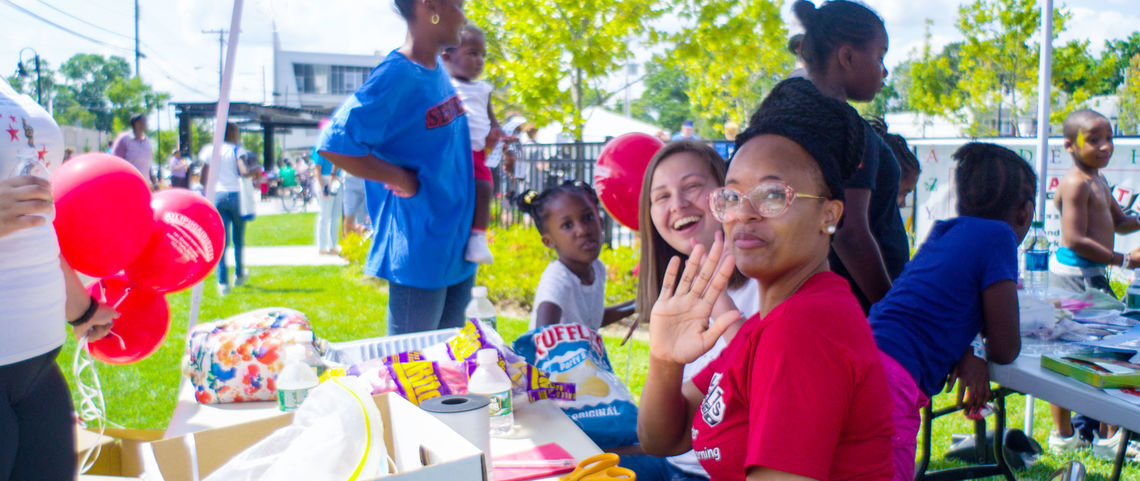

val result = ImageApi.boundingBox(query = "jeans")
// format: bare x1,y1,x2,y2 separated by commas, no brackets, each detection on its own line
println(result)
618,454,708,481
215,191,246,286
0,348,75,481
316,187,343,252
386,275,475,335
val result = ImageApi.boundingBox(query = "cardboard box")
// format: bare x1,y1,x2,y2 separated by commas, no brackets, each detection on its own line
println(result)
76,427,163,479
146,392,487,481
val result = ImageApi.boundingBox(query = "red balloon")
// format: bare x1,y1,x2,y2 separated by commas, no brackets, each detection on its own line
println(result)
85,276,170,365
53,153,155,277
124,189,225,293
593,133,663,231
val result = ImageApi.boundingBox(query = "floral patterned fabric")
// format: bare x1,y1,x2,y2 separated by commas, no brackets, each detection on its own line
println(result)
184,307,312,404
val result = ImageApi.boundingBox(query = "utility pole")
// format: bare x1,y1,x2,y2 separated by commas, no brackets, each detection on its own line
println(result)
134,0,140,78
202,29,228,88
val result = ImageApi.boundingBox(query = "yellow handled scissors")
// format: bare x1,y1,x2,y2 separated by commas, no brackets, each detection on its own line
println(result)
560,453,635,481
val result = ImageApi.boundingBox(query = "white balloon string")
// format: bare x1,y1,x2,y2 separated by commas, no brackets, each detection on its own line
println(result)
73,335,108,474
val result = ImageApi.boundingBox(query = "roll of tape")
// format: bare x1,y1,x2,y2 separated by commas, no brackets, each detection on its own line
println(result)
420,394,492,456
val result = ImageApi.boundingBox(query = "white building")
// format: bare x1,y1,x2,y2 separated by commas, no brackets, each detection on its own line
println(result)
271,28,382,152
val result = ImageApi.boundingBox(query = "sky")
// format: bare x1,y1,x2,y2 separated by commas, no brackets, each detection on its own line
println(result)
1,0,1138,122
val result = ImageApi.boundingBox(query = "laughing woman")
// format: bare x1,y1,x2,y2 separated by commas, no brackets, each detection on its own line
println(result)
637,79,895,481
622,140,761,481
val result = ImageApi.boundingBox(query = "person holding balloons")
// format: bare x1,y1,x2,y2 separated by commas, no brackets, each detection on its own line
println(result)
318,0,477,335
1,77,116,481
621,140,760,481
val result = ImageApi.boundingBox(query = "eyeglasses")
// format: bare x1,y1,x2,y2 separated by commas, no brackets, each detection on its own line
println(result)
709,182,827,222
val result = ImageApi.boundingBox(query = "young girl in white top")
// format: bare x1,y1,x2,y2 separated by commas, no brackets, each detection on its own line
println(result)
517,181,635,330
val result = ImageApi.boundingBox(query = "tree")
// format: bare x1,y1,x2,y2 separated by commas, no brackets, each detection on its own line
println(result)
52,54,166,132
7,58,59,108
1102,32,1140,92
621,58,690,133
466,0,661,140
663,0,789,129
906,19,968,121
907,1,1098,136
1120,53,1140,135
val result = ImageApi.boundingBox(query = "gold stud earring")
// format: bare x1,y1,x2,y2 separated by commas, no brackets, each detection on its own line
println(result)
826,225,836,234
431,13,440,24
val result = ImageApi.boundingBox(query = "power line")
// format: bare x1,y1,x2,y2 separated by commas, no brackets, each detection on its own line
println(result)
35,0,133,41
2,0,133,53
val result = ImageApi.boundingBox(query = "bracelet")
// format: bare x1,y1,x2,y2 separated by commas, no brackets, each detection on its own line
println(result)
68,295,98,326
970,335,987,362
1124,253,1132,269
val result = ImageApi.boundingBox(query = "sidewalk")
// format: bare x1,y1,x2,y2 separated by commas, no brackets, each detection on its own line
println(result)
222,245,348,267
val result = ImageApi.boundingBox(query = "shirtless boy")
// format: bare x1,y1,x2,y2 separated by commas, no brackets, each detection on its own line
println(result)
1049,109,1140,452
1052,109,1140,294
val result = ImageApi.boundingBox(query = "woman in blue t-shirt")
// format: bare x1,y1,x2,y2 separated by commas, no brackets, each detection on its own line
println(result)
869,143,1035,481
318,0,476,334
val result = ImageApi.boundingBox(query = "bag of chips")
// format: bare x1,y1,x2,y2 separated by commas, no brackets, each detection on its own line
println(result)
338,320,573,406
513,324,639,449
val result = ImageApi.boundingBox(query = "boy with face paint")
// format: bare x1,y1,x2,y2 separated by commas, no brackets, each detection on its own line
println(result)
1049,109,1140,452
1052,109,1140,293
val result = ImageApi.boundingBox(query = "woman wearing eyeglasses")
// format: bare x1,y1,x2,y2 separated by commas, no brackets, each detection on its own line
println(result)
636,78,895,481
622,141,760,481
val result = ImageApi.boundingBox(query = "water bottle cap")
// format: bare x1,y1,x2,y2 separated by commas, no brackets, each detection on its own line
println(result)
477,348,499,366
285,344,305,361
471,286,488,298
292,331,314,343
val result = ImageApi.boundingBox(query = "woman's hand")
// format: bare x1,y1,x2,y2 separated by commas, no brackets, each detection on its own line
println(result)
0,176,52,239
71,302,118,342
650,232,740,364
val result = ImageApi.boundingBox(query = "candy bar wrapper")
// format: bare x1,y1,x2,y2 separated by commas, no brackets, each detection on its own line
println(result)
347,358,470,405
421,320,575,402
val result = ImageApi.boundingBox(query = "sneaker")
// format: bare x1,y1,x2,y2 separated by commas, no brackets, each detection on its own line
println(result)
1092,431,1140,460
217,283,231,296
1048,430,1088,453
464,231,494,264
234,275,248,287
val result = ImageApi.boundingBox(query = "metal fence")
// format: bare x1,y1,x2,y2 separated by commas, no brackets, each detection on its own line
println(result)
489,140,737,248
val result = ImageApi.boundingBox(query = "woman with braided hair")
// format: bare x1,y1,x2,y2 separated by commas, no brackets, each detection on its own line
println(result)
790,0,908,312
637,78,894,481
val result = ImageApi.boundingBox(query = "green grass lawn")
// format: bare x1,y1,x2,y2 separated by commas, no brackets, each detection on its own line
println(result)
56,261,1137,479
244,212,316,246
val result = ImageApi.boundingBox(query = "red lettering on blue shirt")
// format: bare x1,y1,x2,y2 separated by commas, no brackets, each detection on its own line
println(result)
425,95,465,129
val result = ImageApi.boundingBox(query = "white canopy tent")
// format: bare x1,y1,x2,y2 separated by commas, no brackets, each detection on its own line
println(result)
535,106,662,143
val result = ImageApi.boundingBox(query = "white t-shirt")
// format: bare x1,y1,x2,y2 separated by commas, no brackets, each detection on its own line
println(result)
668,277,761,476
451,79,493,151
214,142,249,193
0,81,67,366
529,259,607,330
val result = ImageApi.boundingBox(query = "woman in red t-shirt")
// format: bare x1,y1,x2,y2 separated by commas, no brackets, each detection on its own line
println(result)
636,77,895,481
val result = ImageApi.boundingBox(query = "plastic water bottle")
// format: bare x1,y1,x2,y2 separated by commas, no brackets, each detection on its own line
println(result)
466,286,498,331
468,348,513,435
1126,269,1140,311
290,331,324,377
1023,221,1051,298
277,344,319,412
